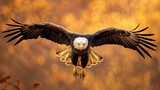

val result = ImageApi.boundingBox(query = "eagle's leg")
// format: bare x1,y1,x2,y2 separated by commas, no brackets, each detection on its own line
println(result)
73,66,79,78
79,69,86,80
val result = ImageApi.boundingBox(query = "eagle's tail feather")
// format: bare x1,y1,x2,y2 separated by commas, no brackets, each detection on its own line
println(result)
56,46,72,65
87,49,103,68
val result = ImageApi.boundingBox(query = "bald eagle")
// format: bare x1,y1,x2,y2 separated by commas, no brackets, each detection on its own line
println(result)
2,18,157,79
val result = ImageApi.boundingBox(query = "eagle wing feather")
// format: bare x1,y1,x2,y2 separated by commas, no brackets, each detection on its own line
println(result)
91,25,157,58
2,18,71,46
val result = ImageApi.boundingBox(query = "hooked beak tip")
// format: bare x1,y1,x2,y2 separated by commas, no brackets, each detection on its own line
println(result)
79,45,84,50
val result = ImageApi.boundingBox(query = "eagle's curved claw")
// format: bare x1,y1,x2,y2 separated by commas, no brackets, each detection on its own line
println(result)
73,67,79,78
80,69,86,80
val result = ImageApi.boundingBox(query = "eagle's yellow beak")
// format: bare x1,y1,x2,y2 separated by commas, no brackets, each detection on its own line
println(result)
79,44,84,50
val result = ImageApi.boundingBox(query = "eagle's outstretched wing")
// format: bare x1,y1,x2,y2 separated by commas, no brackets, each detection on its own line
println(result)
91,25,157,58
2,18,71,45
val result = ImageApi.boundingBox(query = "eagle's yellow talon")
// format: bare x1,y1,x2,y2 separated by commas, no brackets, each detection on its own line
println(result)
73,67,79,78
80,69,86,80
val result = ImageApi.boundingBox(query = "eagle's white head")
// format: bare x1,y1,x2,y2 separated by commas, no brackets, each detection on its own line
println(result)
73,37,88,50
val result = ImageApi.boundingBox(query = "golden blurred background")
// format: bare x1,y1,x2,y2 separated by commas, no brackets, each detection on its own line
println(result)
0,0,160,90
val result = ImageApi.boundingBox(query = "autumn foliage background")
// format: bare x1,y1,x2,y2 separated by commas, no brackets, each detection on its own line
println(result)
0,0,160,90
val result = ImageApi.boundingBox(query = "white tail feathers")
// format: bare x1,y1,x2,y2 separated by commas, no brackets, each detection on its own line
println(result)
86,49,103,68
56,46,72,65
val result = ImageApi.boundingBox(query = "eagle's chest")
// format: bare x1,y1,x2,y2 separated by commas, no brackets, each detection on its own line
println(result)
77,56,82,67
71,52,89,68
72,48,89,55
